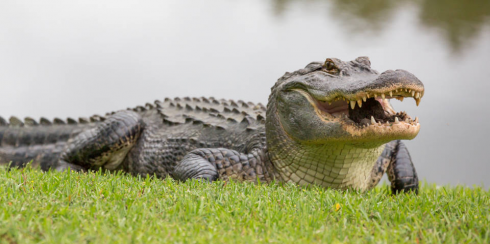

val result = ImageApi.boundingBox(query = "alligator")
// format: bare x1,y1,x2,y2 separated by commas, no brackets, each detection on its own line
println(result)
0,57,424,193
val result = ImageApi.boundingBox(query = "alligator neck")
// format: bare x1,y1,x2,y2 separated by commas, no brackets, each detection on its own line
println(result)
265,99,384,191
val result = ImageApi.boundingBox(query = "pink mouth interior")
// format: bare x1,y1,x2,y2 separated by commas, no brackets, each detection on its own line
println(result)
313,95,412,127
317,100,349,117
316,98,391,117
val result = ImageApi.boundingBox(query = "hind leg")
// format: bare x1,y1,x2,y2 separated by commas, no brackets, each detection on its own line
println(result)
58,111,143,171
55,161,87,172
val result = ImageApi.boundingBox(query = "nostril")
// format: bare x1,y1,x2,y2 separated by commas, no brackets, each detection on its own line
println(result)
381,70,395,75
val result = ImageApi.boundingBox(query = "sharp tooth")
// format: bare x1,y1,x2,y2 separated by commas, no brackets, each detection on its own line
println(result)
415,92,420,98
405,89,408,92
350,100,356,109
415,117,419,123
411,90,415,97
389,91,393,97
394,117,399,124
415,98,421,106
386,121,390,125
405,118,410,123
357,100,362,108
396,97,404,102
362,96,366,102
374,94,377,98
378,122,382,126
371,116,376,124
366,94,370,98
381,94,385,99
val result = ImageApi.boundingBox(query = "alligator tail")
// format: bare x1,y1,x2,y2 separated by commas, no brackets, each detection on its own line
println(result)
0,116,93,170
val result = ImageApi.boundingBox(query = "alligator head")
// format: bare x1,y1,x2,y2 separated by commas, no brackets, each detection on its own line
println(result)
266,56,424,149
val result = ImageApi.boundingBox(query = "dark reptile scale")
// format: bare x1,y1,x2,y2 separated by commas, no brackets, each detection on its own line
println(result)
0,97,272,180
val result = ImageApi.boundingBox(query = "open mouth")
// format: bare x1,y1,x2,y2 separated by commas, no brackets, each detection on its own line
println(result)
300,88,423,129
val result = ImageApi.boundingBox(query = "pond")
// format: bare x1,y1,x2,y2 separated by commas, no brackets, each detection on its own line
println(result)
0,0,489,187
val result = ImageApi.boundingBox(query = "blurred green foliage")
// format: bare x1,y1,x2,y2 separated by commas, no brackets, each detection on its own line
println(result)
271,0,490,52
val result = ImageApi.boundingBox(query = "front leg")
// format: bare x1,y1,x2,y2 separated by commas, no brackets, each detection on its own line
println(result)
369,140,419,194
387,140,419,194
172,148,267,182
57,111,143,171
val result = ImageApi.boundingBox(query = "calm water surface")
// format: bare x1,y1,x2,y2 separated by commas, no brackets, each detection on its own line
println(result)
0,0,489,186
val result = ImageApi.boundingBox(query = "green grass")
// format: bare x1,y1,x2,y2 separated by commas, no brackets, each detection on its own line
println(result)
0,166,488,244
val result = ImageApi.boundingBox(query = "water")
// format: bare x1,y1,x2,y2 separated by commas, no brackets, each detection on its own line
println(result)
0,0,489,187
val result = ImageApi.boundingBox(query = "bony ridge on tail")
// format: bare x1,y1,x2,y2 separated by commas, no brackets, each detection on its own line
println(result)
0,57,423,194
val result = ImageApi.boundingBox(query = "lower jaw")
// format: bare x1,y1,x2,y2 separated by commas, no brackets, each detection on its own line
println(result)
320,104,420,144
304,118,420,148
340,122,420,148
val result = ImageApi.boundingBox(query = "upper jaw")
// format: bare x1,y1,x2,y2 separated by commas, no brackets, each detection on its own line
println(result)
304,69,424,107
291,69,424,140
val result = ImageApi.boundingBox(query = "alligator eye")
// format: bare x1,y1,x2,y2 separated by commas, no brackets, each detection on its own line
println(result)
355,56,371,67
325,61,335,70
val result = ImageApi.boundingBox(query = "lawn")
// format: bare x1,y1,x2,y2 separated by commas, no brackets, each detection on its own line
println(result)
0,166,488,244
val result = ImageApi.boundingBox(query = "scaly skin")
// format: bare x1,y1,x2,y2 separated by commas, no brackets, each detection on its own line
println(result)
0,57,424,194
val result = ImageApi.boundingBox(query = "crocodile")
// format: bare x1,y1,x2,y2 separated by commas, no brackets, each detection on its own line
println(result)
0,57,424,193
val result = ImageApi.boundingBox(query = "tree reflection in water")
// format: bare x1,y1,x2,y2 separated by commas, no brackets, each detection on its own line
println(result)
271,0,490,52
